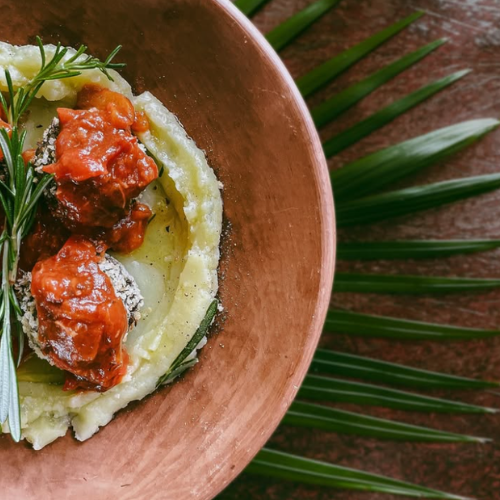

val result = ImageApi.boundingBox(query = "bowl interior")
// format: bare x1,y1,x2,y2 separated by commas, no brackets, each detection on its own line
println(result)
1,0,335,498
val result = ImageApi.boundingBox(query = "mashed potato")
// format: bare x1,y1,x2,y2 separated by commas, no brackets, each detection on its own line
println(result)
0,42,222,449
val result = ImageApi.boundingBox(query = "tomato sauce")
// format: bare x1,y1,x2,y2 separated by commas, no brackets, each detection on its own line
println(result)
21,84,157,264
43,84,157,229
91,202,153,254
19,203,70,272
22,85,158,390
21,201,151,269
22,148,36,165
131,111,150,134
31,236,129,391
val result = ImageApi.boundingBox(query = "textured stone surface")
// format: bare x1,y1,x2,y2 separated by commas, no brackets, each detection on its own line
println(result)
221,0,500,499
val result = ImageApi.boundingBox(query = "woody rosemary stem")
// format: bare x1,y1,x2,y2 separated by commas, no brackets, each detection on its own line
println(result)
0,236,20,441
9,224,19,285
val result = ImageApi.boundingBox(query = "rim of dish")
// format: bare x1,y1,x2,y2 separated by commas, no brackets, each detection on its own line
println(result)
211,0,336,496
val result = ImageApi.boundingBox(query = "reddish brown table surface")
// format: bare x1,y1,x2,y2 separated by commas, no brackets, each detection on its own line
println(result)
220,1,500,499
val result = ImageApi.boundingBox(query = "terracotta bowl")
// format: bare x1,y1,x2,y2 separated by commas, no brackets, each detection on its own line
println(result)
2,0,335,498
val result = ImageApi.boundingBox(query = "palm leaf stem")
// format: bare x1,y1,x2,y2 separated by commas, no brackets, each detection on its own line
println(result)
324,69,470,157
234,0,270,16
284,401,488,442
265,0,342,51
300,375,497,413
247,448,471,499
332,119,500,203
312,349,499,388
311,38,446,128
336,172,500,227
337,240,500,260
334,272,500,294
296,11,424,97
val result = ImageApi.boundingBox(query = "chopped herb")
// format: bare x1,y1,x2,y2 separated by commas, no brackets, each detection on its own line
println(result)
157,299,218,387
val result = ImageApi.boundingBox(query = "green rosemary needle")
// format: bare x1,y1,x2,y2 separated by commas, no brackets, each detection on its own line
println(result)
0,38,124,441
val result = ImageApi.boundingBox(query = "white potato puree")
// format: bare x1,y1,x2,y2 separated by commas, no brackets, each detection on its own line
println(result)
0,43,222,449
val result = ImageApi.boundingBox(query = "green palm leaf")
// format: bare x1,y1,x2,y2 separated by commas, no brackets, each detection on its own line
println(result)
311,39,446,128
334,272,500,294
324,309,500,341
299,375,496,413
311,349,499,389
265,0,341,51
324,69,470,157
296,11,424,97
234,0,269,16
337,239,500,260
332,119,499,202
336,172,500,227
247,449,470,499
233,1,500,498
284,401,487,442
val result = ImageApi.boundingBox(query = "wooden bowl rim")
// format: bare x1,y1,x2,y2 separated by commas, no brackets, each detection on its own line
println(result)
211,0,336,494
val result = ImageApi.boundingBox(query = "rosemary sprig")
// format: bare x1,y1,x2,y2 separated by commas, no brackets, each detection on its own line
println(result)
0,37,124,127
157,299,218,387
0,128,51,441
0,38,124,441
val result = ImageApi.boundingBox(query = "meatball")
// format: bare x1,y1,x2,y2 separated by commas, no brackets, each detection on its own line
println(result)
15,253,144,364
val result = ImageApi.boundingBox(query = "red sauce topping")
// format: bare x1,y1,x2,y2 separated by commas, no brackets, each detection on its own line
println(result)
43,84,158,230
22,148,36,165
21,86,156,264
31,236,129,391
21,85,158,390
91,202,153,254
20,200,151,270
19,204,70,272
77,84,136,129
131,111,150,134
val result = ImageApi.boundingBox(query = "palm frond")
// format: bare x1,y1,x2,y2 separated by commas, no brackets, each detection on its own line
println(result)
337,239,500,260
311,39,446,128
247,449,470,499
311,349,499,389
324,309,500,341
324,69,470,157
332,119,499,202
265,0,341,51
234,1,500,498
299,375,496,413
334,272,500,294
296,11,424,97
284,401,487,442
234,0,269,16
336,172,500,227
